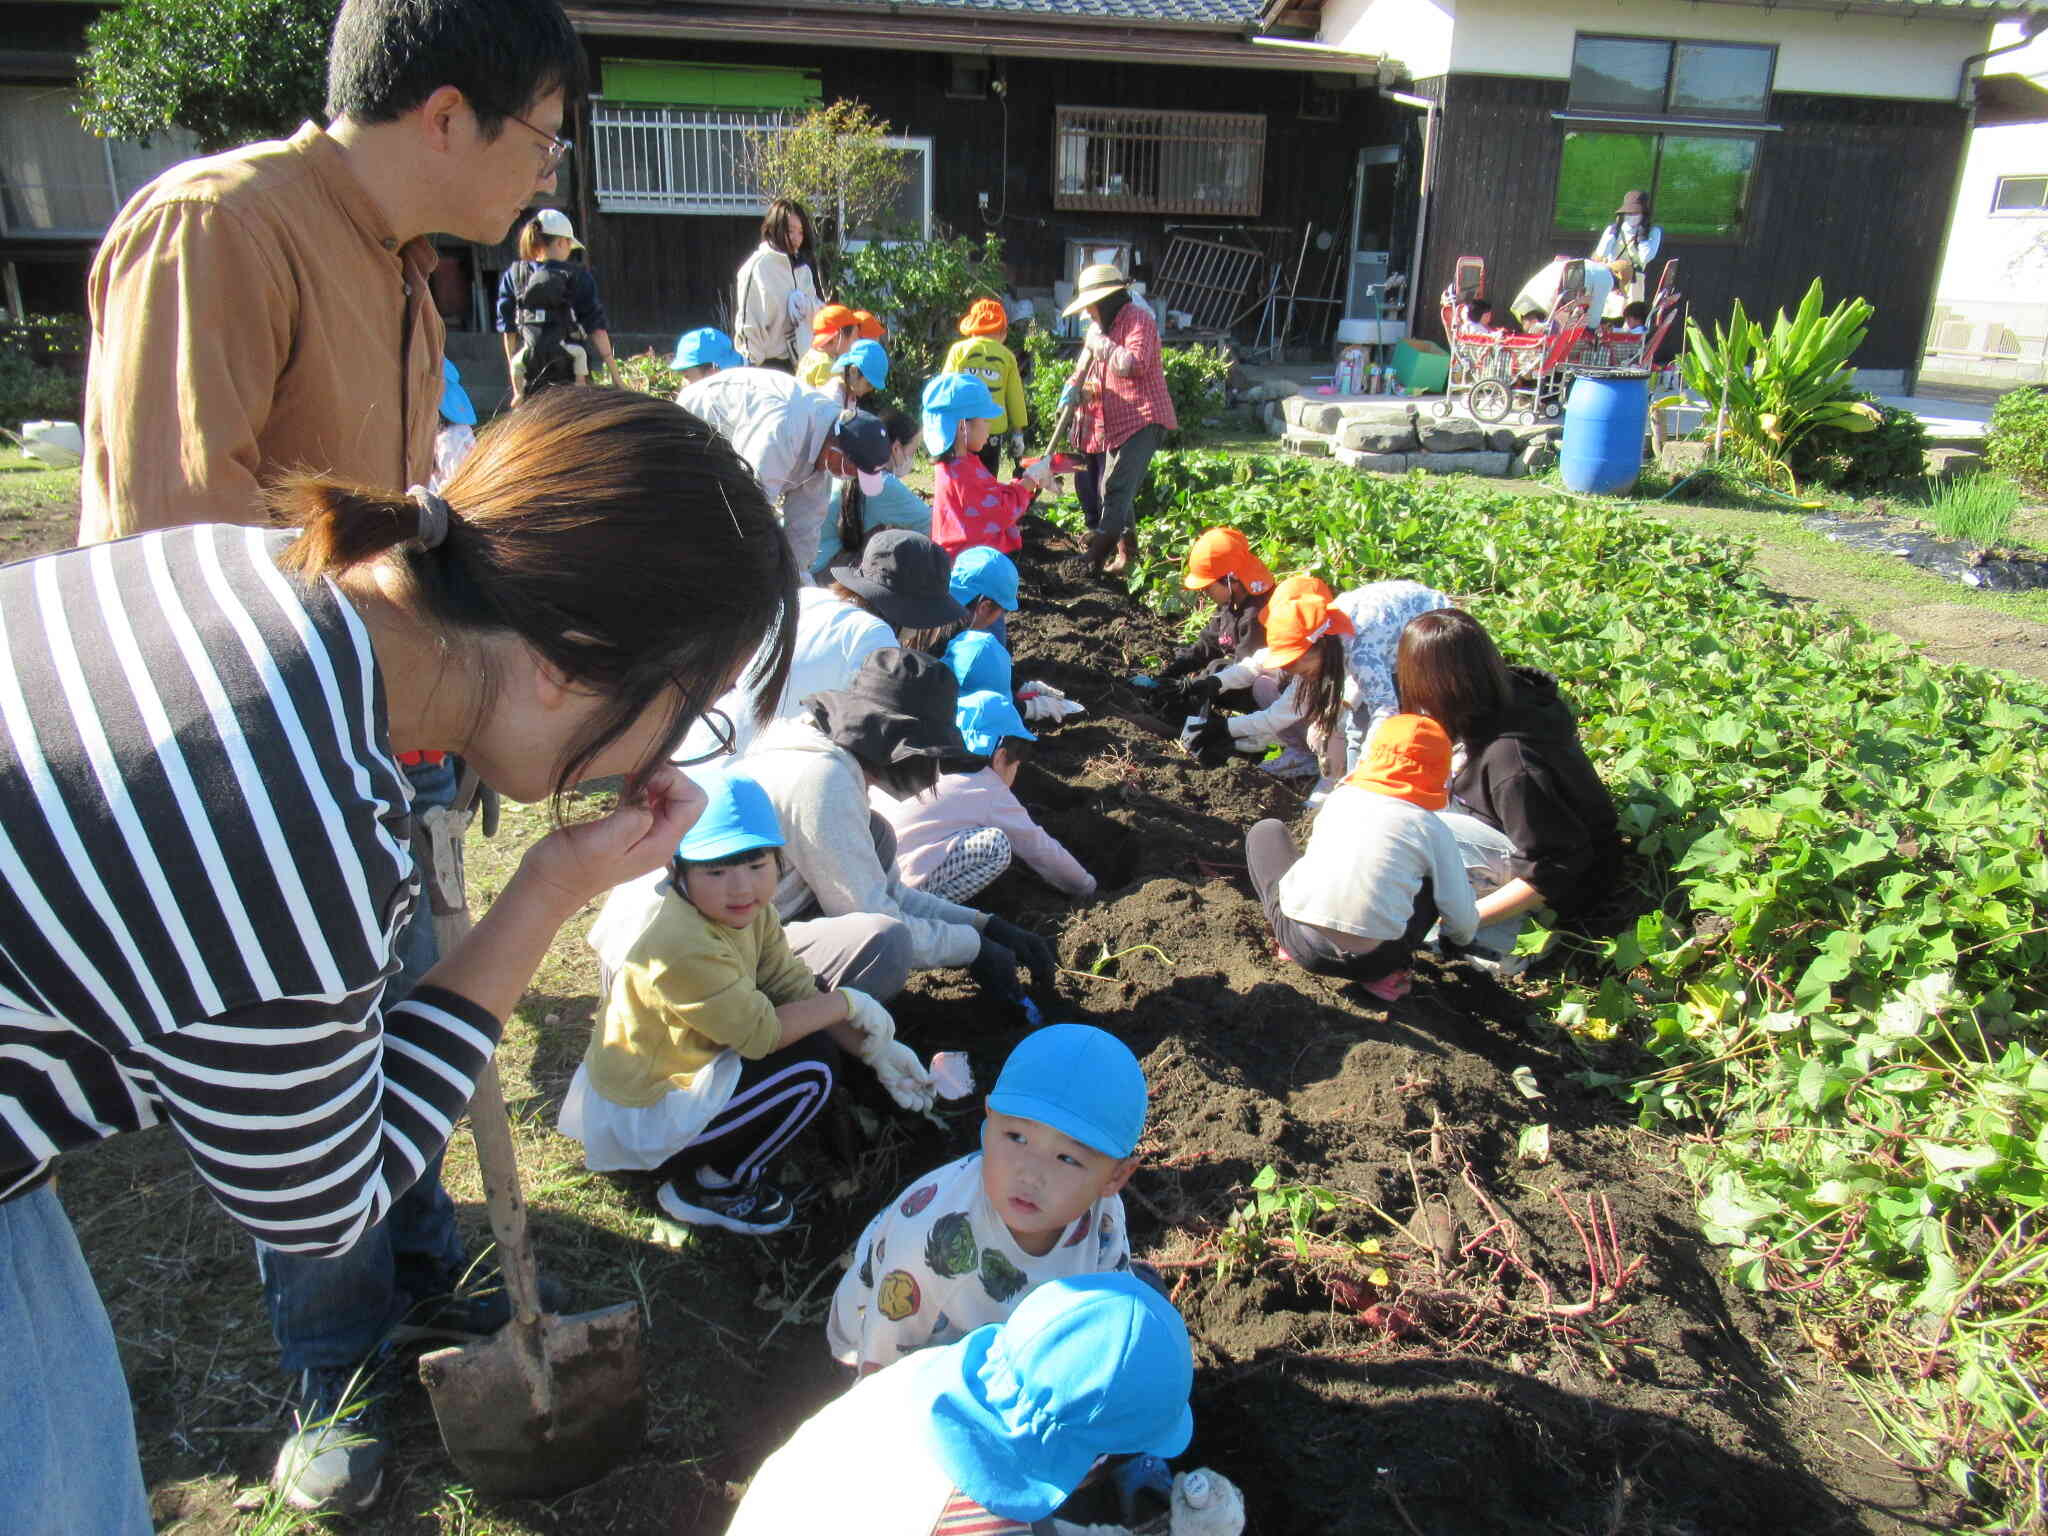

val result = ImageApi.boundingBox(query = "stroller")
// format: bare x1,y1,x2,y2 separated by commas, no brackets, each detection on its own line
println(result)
1434,256,1591,426
1435,256,1684,425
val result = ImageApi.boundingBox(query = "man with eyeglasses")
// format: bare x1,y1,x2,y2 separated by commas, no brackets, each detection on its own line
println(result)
76,0,587,1515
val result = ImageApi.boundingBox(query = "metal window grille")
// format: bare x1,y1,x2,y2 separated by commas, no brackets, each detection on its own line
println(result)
1053,107,1265,217
590,105,777,214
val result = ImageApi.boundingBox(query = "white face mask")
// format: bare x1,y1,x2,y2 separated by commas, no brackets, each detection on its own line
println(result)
1622,214,1643,232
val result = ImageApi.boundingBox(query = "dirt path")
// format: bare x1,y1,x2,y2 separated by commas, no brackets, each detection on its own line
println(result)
1650,502,2048,686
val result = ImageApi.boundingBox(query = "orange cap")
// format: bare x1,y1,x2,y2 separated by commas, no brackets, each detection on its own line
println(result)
958,298,1010,338
1342,714,1453,810
1181,527,1275,595
1262,573,1333,619
812,303,860,340
854,310,887,340
1262,589,1355,666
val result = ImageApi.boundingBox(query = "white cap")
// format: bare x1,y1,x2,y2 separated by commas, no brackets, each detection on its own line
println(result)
534,207,582,248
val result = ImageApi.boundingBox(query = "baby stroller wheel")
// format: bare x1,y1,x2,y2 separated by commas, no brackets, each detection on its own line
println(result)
1468,379,1511,424
1543,401,1562,419
1517,410,1538,427
1431,399,1453,418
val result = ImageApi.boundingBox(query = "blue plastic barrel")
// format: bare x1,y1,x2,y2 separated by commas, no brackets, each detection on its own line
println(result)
1559,371,1650,495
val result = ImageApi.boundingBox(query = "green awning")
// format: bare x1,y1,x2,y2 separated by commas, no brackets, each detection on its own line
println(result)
599,60,823,109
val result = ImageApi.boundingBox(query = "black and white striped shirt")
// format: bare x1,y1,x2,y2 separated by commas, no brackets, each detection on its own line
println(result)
0,524,499,1255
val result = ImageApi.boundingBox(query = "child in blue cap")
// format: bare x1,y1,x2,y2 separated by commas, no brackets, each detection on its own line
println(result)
948,545,1019,639
429,357,478,491
829,337,890,411
828,1024,1136,1374
563,772,936,1234
926,372,1057,559
738,1274,1243,1534
672,326,744,385
873,689,1096,905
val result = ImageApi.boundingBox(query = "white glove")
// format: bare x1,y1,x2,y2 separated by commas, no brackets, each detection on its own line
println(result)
1022,456,1054,489
1017,681,1085,723
865,1038,936,1112
786,287,817,325
839,988,896,1056
1170,1469,1246,1536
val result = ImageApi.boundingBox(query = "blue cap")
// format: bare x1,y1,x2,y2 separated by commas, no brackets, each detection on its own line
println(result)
921,372,1001,457
945,629,1013,698
988,1023,1147,1158
674,772,784,862
438,358,476,426
956,688,1035,758
949,546,1020,612
672,327,744,371
834,338,890,388
914,1274,1193,1521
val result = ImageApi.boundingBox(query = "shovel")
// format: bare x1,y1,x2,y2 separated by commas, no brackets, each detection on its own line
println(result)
417,1058,646,1497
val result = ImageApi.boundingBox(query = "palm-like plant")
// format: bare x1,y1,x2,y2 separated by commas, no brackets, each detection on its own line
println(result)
1678,278,1882,489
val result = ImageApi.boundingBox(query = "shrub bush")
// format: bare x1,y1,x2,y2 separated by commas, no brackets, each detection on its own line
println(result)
1985,385,2048,497
613,349,684,401
836,232,1009,411
1785,393,1927,494
0,316,85,432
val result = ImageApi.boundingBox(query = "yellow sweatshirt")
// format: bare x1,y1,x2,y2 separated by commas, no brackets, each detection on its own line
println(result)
583,886,820,1108
942,336,1028,435
797,347,838,389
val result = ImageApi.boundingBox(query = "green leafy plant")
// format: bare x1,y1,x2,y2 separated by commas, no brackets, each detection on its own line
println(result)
1071,447,2048,1527
612,349,685,402
1921,473,2020,548
1680,279,1882,490
1219,1164,1344,1269
740,100,913,267
78,0,337,152
0,317,85,431
1985,386,2048,498
836,232,1009,411
1786,393,1927,494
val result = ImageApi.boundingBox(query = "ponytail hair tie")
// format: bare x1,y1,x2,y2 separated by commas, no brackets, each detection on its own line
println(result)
407,486,452,552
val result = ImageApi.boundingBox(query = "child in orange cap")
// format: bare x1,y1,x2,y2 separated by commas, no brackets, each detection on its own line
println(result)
853,310,887,341
799,303,863,388
942,298,1029,475
1177,573,1334,782
1243,714,1479,1002
1184,585,1351,784
1145,529,1274,698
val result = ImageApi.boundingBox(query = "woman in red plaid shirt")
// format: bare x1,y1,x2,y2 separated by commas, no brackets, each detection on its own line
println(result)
1059,264,1177,577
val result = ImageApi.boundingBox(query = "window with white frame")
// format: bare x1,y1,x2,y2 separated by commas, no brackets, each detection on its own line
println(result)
0,85,200,238
1993,175,2048,215
589,103,931,238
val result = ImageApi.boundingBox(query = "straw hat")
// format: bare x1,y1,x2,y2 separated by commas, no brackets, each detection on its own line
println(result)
1062,263,1129,317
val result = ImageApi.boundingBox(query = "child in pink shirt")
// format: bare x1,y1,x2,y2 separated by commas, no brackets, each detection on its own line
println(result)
923,371,1054,557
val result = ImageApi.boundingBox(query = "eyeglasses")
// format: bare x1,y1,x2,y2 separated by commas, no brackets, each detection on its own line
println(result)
507,111,573,173
674,707,737,768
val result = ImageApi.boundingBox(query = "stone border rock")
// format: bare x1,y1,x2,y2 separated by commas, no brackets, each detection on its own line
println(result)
1259,392,1559,479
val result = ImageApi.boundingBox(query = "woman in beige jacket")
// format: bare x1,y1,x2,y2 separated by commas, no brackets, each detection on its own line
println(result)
735,197,822,370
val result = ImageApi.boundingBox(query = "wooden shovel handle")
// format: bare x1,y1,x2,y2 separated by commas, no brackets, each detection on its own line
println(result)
468,1058,546,1328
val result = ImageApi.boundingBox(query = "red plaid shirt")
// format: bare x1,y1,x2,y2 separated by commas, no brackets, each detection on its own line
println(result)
1069,301,1177,454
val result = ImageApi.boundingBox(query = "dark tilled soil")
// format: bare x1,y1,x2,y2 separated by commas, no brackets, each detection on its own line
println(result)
66,516,1951,1535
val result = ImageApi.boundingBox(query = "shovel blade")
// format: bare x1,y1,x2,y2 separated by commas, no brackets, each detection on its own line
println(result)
418,1302,645,1498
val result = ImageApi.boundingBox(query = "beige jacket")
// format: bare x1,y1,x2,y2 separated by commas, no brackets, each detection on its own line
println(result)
81,122,443,543
734,242,818,367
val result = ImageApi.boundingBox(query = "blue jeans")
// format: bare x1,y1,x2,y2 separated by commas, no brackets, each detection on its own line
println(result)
0,1184,153,1535
256,758,469,1372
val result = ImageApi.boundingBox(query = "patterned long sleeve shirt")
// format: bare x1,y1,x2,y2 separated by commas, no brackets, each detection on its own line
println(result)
0,524,500,1254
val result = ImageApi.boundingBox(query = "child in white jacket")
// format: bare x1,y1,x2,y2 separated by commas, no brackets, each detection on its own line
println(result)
1243,714,1479,1002
875,690,1096,905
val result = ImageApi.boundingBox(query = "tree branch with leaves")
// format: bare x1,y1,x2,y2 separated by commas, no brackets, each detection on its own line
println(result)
740,100,913,275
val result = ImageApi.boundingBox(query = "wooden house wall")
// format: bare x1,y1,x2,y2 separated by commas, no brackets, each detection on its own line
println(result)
571,36,1403,336
1416,73,1967,371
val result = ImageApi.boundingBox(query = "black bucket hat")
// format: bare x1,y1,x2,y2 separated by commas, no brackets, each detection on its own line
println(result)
806,647,968,772
830,529,967,632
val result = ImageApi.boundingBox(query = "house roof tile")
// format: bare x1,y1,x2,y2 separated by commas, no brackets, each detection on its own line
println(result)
795,0,1268,26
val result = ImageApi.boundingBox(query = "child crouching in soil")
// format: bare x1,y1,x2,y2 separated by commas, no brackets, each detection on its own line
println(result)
828,1024,1143,1375
562,773,936,1235
1244,714,1480,1001
735,1275,1242,1536
925,372,1054,557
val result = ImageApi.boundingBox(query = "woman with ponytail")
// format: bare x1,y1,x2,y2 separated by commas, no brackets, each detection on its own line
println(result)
0,387,797,1516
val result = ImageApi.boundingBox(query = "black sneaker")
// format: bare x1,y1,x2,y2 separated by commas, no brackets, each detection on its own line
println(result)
271,1362,388,1513
657,1175,794,1234
388,1260,570,1347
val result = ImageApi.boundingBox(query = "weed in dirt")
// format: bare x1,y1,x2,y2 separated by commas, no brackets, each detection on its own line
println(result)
1921,472,2020,548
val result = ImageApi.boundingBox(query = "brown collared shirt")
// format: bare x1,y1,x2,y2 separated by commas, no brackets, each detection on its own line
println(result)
81,122,443,544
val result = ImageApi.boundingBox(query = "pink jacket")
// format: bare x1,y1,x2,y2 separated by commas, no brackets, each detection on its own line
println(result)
931,453,1036,557
872,768,1095,899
